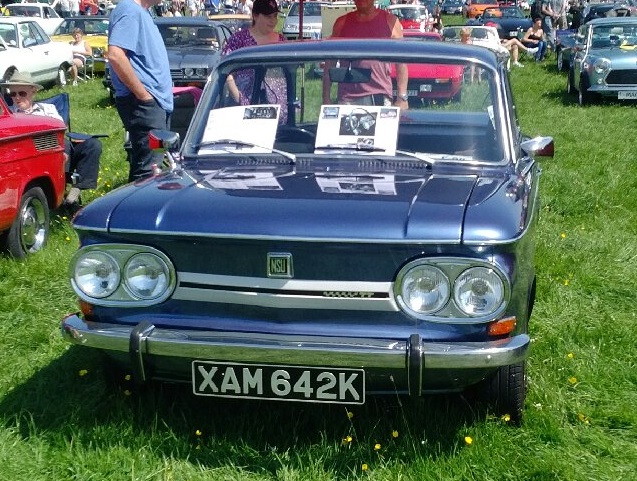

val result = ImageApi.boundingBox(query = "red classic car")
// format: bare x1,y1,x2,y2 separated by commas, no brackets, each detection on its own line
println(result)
392,32,465,103
0,95,66,258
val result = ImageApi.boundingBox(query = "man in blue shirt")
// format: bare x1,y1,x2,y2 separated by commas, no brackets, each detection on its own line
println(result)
108,0,173,182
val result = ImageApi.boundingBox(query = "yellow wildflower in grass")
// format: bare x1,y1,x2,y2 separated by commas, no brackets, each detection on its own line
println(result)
62,216,68,221
560,232,566,239
195,429,202,437
563,279,569,286
392,430,399,438
66,236,71,242
124,374,131,381
361,464,368,471
568,376,578,385
464,436,473,446
501,414,511,423
567,352,574,360
123,389,132,396
341,436,353,446
374,443,381,451
346,411,354,419
78,369,88,377
577,413,590,425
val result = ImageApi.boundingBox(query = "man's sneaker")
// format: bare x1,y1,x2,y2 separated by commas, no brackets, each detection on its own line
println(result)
64,187,81,205
527,46,539,55
513,61,524,68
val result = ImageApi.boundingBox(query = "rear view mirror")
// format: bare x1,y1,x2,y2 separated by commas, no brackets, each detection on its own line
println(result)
329,67,372,83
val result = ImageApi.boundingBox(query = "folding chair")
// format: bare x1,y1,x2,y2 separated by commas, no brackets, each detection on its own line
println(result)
39,92,108,184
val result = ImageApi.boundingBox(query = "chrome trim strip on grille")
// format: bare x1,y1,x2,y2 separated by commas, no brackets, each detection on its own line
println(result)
173,272,397,311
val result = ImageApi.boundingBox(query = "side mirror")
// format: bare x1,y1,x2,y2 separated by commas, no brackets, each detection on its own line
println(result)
521,136,554,157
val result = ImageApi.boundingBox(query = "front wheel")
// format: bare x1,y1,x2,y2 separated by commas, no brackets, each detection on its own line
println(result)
480,361,526,425
5,187,50,258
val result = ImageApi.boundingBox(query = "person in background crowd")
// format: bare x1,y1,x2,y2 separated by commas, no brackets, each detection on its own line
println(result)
70,0,80,16
239,0,253,15
503,37,539,67
222,0,287,121
186,0,199,16
108,0,173,182
56,0,72,18
322,0,408,109
68,28,93,86
1,71,102,209
541,0,567,51
522,16,547,61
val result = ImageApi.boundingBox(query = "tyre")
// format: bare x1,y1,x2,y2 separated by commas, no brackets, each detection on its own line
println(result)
578,75,594,106
5,187,50,259
480,361,526,425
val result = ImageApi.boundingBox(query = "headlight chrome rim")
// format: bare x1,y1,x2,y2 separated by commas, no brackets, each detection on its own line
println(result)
70,244,176,307
393,258,510,322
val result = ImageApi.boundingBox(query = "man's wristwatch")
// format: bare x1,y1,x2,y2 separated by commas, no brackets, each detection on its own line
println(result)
397,93,408,102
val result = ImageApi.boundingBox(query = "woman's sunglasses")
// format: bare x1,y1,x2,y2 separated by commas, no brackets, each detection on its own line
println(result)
9,91,29,98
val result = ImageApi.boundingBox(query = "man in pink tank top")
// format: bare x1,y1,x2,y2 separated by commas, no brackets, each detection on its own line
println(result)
322,0,408,108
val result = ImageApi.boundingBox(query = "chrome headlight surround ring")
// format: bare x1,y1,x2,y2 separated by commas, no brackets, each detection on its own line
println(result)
70,244,176,307
393,258,510,323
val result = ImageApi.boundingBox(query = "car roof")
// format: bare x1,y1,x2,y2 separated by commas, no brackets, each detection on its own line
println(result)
155,17,219,26
587,16,637,26
220,38,499,67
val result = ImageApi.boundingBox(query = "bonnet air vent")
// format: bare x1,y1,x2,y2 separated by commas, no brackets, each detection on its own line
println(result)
33,133,61,152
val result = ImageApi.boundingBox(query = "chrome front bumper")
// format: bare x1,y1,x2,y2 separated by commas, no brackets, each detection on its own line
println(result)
62,314,530,396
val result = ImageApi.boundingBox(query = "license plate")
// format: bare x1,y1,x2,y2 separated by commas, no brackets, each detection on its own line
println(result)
419,84,433,92
509,31,519,38
192,361,365,404
406,89,418,96
618,91,637,99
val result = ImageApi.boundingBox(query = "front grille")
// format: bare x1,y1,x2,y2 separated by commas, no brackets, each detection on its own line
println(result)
606,69,637,85
33,133,60,151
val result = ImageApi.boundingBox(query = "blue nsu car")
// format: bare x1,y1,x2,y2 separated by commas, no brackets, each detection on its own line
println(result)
62,39,554,424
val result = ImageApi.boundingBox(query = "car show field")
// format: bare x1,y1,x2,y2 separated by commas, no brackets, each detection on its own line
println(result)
0,12,635,480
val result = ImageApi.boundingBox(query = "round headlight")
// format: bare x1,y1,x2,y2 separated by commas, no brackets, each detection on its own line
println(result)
73,251,120,299
594,58,611,74
184,67,194,77
453,267,504,316
195,67,207,77
396,265,450,316
123,253,171,300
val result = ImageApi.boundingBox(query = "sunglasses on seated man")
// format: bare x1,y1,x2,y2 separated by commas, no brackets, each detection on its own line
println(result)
9,90,30,98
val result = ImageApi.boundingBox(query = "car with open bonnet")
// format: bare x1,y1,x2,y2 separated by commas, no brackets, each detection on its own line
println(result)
61,39,554,423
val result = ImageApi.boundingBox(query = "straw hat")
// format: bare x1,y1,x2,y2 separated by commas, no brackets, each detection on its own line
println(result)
0,71,43,91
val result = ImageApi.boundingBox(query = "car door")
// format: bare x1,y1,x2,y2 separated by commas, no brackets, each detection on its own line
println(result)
18,21,59,84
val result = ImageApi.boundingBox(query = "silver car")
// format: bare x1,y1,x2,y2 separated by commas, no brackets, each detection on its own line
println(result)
282,1,327,40
567,17,637,105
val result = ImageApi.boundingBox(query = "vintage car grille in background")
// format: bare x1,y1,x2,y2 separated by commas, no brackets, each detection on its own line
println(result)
606,69,637,85
33,133,61,151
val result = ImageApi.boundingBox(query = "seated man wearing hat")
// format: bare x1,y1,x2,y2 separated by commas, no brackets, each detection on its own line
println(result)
2,71,102,208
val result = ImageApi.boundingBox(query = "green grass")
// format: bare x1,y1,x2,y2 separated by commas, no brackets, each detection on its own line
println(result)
1,55,636,479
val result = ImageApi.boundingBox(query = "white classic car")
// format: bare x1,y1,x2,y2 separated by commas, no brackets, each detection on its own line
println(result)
0,18,73,86
4,3,64,35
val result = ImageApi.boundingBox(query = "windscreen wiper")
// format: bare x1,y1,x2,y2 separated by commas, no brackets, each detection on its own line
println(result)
193,139,296,163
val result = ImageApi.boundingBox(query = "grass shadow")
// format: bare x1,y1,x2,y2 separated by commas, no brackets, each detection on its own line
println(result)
0,346,491,475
